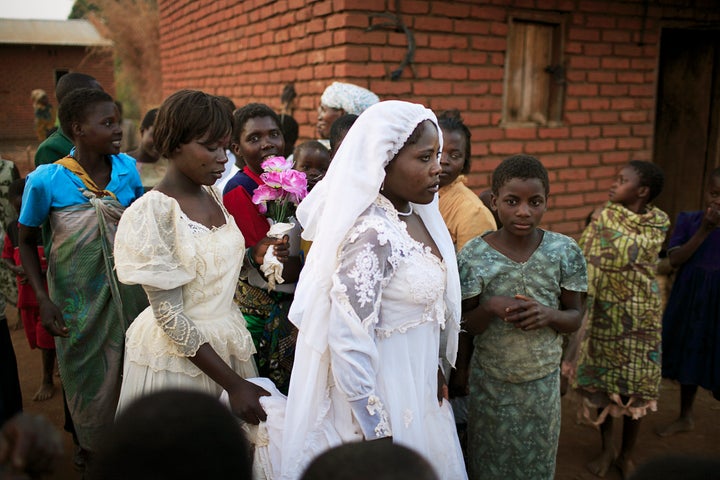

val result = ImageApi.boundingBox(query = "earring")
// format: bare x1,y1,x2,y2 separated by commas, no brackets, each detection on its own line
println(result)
380,181,384,191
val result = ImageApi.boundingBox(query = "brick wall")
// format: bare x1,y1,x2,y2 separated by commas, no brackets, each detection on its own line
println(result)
0,44,115,142
158,0,720,237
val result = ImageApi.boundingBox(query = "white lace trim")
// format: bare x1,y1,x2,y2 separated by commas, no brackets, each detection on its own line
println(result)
366,395,392,438
125,312,255,376
154,300,207,357
336,196,448,338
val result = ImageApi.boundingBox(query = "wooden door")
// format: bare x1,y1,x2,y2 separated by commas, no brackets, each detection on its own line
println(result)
653,28,720,226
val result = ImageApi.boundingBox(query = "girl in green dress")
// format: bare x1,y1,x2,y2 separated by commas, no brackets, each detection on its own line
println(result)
454,154,587,480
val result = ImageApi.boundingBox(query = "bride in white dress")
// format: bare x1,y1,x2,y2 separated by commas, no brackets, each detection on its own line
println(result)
113,90,287,423
279,101,467,479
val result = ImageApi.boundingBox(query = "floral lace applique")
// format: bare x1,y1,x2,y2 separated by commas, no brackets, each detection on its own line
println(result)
347,243,385,309
366,395,392,438
403,408,414,428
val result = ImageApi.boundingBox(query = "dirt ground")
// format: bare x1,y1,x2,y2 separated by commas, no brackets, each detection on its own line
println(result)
7,301,719,480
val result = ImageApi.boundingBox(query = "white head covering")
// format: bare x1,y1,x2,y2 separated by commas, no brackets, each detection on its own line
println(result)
319,81,380,115
281,100,461,478
290,99,461,362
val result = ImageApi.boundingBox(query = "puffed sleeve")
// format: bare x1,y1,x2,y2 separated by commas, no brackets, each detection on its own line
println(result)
560,236,588,293
328,217,394,439
457,236,485,300
114,192,197,290
18,167,52,228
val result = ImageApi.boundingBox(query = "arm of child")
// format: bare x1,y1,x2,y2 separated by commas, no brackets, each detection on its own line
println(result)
18,225,68,337
1,233,22,277
504,288,583,333
667,207,720,268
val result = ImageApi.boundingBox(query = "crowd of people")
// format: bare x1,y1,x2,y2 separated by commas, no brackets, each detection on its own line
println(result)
0,73,718,480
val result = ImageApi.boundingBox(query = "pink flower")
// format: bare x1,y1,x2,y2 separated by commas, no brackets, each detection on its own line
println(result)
260,170,283,188
252,159,309,223
261,156,293,172
252,184,282,205
281,170,308,199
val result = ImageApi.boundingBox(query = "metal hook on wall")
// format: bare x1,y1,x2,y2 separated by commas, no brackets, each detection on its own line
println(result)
366,0,416,81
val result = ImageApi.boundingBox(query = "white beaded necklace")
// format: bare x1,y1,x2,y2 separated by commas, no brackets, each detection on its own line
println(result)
397,204,414,217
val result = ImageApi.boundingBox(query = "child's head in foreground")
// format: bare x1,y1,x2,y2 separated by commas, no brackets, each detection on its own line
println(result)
300,440,438,480
609,160,664,213
89,390,251,479
491,154,549,234
294,140,331,191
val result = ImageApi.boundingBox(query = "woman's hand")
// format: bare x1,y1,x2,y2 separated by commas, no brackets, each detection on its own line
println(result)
38,298,68,337
251,236,290,265
227,379,270,425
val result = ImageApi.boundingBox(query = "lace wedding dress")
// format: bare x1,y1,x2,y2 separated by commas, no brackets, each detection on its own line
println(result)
114,188,257,412
279,195,467,480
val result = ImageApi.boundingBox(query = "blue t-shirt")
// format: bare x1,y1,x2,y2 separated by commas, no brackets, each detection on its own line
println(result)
19,153,144,227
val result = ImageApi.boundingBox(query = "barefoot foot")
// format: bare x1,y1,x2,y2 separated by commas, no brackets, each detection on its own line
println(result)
33,383,55,401
586,448,617,478
655,417,694,437
615,453,635,480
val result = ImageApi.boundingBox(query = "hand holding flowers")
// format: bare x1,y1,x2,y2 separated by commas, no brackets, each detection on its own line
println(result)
251,157,308,289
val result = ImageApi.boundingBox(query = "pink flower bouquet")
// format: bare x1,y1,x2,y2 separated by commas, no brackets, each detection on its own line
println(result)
251,156,308,289
252,156,308,224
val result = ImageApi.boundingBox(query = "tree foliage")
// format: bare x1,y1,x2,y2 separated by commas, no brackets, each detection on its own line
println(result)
71,0,162,118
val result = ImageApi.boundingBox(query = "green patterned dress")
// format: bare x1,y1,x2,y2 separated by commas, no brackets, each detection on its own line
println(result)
458,230,587,480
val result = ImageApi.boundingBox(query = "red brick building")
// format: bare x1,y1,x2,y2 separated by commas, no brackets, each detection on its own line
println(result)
157,0,720,236
0,18,115,142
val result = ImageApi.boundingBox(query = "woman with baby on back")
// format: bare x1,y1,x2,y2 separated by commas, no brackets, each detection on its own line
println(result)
454,154,587,480
18,87,148,466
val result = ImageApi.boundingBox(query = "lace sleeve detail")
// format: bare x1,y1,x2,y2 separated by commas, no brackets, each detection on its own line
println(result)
329,215,395,439
145,286,207,357
335,215,395,328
